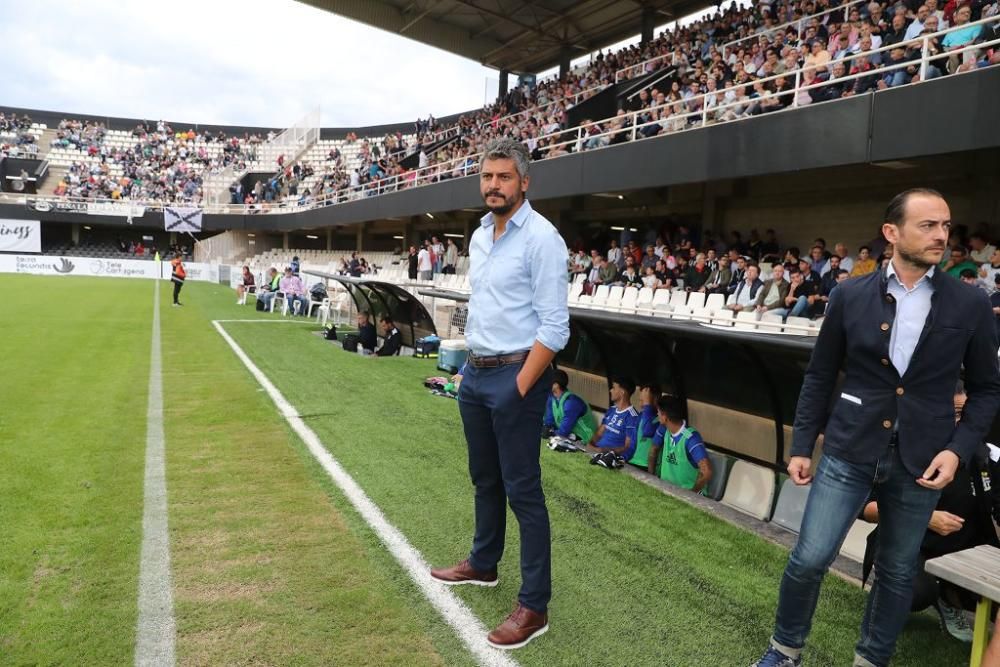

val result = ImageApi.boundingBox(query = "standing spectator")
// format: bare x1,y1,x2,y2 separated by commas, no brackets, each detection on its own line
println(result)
727,264,764,312
607,239,623,269
647,395,712,494
850,246,878,276
432,236,445,274
407,245,419,280
824,243,855,275
417,243,433,280
755,264,790,313
444,238,459,274
170,253,186,307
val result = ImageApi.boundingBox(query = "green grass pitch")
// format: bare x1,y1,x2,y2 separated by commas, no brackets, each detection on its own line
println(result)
0,275,968,666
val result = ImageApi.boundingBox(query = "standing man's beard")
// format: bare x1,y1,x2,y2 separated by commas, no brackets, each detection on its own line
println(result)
484,190,521,216
897,243,944,270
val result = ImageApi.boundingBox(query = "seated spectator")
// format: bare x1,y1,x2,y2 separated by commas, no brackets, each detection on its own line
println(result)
943,245,980,278
850,245,878,276
356,311,378,355
992,274,1000,339
701,255,732,294
647,396,712,494
980,246,1000,290
808,258,843,317
375,315,402,356
277,268,308,315
861,382,999,643
542,369,597,443
797,257,821,289
727,264,763,312
257,268,281,310
654,259,675,290
959,268,981,289
641,265,662,290
684,253,710,291
970,233,997,264
772,268,815,320
755,263,790,312
236,266,255,304
585,377,639,461
617,258,643,288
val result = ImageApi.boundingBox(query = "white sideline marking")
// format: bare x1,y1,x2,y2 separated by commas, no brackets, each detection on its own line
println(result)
135,282,176,666
212,320,520,667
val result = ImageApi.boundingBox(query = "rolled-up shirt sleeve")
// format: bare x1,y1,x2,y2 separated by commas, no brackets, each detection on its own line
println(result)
529,227,570,353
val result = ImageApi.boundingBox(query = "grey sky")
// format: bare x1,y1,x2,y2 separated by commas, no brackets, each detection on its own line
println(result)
0,0,503,129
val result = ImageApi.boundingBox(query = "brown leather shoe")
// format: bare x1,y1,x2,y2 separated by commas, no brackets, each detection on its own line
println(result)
486,604,549,650
429,559,498,587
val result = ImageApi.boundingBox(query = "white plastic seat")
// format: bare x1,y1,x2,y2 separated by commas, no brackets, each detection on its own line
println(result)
705,293,726,312
618,287,639,312
690,306,713,323
668,291,688,308
710,309,736,326
591,284,610,307
671,305,693,320
687,292,706,309
841,520,876,562
635,287,654,313
758,313,785,333
733,311,759,331
604,285,625,310
772,479,811,534
569,283,584,301
783,316,813,336
651,289,672,312
720,460,777,521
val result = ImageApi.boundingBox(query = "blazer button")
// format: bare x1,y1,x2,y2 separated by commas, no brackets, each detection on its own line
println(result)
882,419,892,429
881,358,890,366
886,294,895,303
880,322,890,332
896,387,905,396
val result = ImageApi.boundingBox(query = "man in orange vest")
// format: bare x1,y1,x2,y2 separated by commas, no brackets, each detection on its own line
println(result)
170,253,186,306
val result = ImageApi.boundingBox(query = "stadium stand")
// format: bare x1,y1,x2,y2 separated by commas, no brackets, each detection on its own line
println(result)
8,0,997,211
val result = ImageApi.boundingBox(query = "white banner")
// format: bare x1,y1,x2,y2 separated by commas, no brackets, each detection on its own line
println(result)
164,207,203,233
0,254,162,279
0,219,41,253
87,202,146,218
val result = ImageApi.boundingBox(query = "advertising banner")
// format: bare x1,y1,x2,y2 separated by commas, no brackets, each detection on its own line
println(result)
0,219,41,253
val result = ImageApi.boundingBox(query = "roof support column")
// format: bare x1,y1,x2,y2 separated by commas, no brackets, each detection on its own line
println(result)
641,6,657,44
499,69,509,98
558,47,572,81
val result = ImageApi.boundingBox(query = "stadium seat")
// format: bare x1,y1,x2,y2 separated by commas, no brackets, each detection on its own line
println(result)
651,289,672,312
771,478,812,534
758,312,784,333
710,309,735,326
668,291,688,308
618,286,639,312
604,285,625,310
704,293,726,312
576,294,592,308
687,292,706,309
671,305,693,320
841,520,876,562
733,311,758,331
704,450,733,501
720,460,776,521
635,287,654,313
690,306,712,323
591,285,610,307
783,316,812,336
569,282,584,302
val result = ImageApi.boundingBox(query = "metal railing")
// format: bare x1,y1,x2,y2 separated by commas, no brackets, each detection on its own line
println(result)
721,0,868,53
16,16,998,216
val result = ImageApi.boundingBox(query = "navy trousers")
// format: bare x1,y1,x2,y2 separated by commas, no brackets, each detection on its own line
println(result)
458,361,552,613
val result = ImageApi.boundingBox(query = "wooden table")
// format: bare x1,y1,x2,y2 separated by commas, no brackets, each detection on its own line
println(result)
926,545,1000,667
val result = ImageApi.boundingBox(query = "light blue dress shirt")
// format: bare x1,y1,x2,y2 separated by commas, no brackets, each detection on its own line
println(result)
465,199,570,356
886,260,935,376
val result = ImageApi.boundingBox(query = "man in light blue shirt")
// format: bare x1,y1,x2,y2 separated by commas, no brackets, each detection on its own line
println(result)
430,138,568,651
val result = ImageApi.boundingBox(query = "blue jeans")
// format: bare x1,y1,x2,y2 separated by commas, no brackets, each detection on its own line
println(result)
458,361,552,613
285,294,308,315
772,446,940,666
773,295,809,320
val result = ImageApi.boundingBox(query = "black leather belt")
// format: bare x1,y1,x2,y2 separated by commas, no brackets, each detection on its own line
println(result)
468,351,529,368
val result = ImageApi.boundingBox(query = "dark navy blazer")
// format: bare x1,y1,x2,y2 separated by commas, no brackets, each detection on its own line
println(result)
791,266,1000,477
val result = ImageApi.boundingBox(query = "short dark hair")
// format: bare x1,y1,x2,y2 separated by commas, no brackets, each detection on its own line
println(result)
552,369,569,391
639,381,661,397
380,315,394,325
611,376,636,396
859,245,871,253
959,268,977,280
656,395,685,422
952,245,968,256
884,188,944,226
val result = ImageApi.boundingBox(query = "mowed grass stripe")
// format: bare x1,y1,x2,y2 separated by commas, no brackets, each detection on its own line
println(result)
225,316,969,667
159,282,471,666
0,276,151,664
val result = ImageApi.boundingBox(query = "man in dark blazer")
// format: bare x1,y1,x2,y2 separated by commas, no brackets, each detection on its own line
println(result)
751,188,1000,667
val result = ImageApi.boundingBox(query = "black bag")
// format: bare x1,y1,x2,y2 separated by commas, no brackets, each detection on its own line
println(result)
255,296,266,311
324,325,338,341
309,283,327,301
342,333,360,353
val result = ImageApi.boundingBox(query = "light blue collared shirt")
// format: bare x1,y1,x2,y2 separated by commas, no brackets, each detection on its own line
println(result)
465,199,570,356
886,260,935,376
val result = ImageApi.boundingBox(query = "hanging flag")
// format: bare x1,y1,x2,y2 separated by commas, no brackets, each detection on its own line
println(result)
163,207,203,233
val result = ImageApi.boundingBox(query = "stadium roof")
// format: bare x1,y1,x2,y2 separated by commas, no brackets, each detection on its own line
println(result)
300,0,710,74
